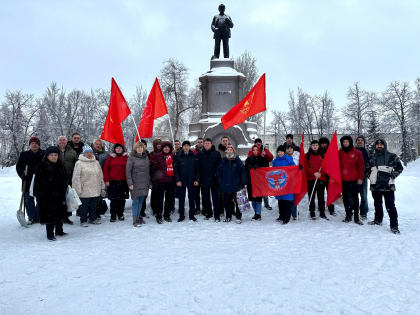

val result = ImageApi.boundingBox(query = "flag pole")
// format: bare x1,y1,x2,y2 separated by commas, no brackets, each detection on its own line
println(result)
167,115,175,144
129,114,141,143
263,110,266,144
308,167,322,214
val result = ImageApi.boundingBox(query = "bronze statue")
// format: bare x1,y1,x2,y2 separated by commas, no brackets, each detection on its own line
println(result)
211,4,234,59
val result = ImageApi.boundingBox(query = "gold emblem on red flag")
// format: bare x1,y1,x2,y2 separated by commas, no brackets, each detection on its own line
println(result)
240,92,255,115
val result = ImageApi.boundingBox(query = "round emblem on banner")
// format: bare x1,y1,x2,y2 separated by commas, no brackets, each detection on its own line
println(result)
266,170,287,190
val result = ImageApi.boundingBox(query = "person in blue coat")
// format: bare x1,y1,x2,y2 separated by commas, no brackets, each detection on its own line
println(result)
217,145,247,223
272,145,295,224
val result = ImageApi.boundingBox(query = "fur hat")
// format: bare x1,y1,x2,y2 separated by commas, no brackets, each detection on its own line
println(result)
182,140,191,147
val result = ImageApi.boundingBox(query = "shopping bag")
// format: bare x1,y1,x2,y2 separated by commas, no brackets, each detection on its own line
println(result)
236,188,251,212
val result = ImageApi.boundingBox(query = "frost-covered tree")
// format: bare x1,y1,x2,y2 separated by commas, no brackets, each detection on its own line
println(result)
343,82,371,136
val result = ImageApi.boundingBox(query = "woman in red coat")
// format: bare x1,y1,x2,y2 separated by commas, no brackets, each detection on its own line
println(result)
103,143,129,222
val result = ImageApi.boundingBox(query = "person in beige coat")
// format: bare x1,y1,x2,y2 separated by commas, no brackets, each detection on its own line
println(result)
72,144,106,226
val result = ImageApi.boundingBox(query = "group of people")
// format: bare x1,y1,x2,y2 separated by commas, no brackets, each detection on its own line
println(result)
16,132,404,241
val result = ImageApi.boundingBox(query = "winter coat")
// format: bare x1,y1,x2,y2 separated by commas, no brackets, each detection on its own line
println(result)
103,155,128,182
93,147,109,169
217,156,247,193
126,152,151,199
305,150,326,181
247,146,274,162
339,147,365,182
151,152,175,184
287,151,300,166
72,155,106,198
16,149,44,192
68,140,84,156
197,145,222,187
33,158,68,224
272,155,295,201
245,154,269,202
174,150,199,186
367,139,403,192
58,146,78,185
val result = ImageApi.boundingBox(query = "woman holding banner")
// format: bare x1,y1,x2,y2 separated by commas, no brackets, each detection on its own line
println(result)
245,145,269,221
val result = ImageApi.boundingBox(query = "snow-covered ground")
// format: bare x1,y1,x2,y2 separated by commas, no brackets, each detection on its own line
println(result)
1,160,419,315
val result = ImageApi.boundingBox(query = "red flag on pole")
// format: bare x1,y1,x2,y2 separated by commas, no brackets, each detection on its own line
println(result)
294,133,308,206
321,131,342,206
250,166,302,197
221,73,266,130
137,78,168,140
100,78,131,145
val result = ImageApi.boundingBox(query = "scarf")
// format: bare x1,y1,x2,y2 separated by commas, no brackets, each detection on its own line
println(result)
165,154,174,176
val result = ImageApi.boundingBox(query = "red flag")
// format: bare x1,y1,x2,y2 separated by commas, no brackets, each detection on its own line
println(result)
101,78,131,145
137,78,168,140
294,133,308,206
321,131,342,206
221,73,266,130
250,166,302,197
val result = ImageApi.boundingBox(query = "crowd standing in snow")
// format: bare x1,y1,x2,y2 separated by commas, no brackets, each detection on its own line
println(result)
16,132,404,241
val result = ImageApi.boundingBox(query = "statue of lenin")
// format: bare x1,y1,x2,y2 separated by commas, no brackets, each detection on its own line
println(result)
211,4,234,59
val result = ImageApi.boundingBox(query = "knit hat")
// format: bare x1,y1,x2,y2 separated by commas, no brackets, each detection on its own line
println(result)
161,141,173,152
182,140,191,147
276,145,286,153
82,144,93,155
226,144,235,152
29,137,40,146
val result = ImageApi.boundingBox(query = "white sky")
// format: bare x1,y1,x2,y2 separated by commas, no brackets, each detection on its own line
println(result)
1,0,419,112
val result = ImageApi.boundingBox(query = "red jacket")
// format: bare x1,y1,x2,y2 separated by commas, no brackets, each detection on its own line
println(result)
103,155,128,182
305,152,326,181
339,147,365,181
247,147,273,162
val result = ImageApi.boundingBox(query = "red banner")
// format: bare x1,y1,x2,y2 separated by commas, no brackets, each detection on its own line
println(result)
250,166,302,197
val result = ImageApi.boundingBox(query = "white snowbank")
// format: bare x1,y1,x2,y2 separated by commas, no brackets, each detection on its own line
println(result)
0,160,419,315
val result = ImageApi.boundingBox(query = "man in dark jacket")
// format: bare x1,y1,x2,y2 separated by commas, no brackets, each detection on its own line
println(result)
217,145,247,223
339,135,365,224
284,134,300,152
174,141,199,221
57,136,78,224
68,132,84,156
193,138,204,215
197,138,222,220
16,137,44,224
356,135,370,219
367,139,403,234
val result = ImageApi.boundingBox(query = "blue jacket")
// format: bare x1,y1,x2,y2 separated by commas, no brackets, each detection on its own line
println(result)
217,156,247,193
272,155,295,201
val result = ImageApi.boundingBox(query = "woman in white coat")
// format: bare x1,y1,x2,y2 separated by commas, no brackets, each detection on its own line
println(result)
72,144,106,226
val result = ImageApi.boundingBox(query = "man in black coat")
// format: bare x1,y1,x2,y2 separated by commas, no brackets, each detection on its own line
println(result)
68,132,84,156
197,138,222,220
174,141,199,221
356,135,370,219
283,134,300,152
16,137,44,224
367,139,404,234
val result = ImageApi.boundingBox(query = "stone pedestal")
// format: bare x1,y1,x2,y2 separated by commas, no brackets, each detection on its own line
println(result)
188,58,257,157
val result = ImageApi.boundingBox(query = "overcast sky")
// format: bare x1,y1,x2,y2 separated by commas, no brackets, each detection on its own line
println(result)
1,0,419,112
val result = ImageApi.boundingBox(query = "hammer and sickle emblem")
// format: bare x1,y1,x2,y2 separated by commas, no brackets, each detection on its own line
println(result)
240,92,255,115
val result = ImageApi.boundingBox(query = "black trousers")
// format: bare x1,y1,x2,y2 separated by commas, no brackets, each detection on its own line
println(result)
80,197,99,223
46,221,63,238
278,200,292,223
110,198,126,218
156,182,175,219
325,181,335,213
151,183,160,216
195,185,201,212
342,181,360,219
307,180,326,213
372,190,398,228
214,31,229,58
223,192,241,219
201,185,220,219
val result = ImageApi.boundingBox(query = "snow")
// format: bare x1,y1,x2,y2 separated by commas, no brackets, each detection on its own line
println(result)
1,160,420,315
